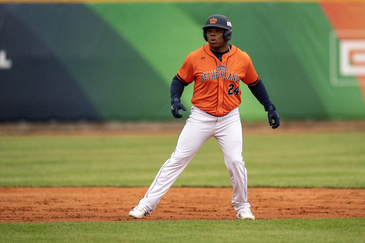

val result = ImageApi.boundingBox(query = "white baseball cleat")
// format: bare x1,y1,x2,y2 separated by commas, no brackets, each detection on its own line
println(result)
237,209,255,220
129,205,147,219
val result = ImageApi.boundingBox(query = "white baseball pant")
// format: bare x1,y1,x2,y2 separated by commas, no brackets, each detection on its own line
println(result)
139,105,251,215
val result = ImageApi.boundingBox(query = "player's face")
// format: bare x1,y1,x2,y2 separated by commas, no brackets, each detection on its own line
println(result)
206,28,229,52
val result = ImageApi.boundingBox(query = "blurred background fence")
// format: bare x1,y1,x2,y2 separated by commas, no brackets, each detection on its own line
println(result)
0,1,364,122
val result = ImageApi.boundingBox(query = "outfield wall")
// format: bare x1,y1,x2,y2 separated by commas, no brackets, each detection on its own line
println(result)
0,1,364,121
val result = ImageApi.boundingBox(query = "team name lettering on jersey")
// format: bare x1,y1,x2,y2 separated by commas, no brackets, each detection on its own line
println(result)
200,64,240,82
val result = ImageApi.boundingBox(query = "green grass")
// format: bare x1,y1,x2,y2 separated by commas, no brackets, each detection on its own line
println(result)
0,218,364,243
243,132,365,188
0,135,177,186
0,132,364,188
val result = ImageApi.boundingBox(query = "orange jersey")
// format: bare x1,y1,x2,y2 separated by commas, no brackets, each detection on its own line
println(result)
177,44,258,116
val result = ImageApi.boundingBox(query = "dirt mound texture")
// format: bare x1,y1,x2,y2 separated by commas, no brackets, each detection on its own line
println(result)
1,187,364,222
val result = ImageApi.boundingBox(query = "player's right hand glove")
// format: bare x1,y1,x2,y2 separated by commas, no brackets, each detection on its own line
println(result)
171,97,186,118
267,104,280,129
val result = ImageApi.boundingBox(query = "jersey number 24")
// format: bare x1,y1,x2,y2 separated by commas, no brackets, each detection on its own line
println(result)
228,83,239,96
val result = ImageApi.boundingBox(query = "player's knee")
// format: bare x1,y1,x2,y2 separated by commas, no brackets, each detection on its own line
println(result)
226,157,245,168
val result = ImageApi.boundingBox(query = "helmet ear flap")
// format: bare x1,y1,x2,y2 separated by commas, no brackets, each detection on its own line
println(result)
224,29,232,41
204,29,232,42
203,30,232,41
203,30,208,41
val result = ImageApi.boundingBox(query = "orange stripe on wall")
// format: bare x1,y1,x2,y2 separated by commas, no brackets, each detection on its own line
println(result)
320,2,365,30
321,2,365,100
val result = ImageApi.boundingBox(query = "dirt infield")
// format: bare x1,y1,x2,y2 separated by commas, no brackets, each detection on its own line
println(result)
1,187,364,222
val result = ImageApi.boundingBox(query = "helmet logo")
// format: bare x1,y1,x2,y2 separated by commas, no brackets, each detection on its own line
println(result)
209,17,217,24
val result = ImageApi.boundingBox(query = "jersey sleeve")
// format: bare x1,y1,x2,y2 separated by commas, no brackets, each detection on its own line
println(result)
176,54,195,84
242,54,259,85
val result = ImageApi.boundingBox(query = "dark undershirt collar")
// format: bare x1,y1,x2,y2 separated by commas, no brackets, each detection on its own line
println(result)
210,44,231,61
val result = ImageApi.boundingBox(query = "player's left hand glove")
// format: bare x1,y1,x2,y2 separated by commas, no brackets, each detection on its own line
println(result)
171,97,186,118
267,104,280,129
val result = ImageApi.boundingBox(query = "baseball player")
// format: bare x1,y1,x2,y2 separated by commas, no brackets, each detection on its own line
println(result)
129,14,279,220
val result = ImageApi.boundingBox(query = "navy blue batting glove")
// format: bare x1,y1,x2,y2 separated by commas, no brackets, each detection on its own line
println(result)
171,97,186,118
267,104,280,129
